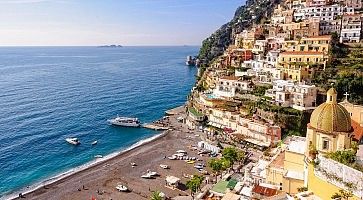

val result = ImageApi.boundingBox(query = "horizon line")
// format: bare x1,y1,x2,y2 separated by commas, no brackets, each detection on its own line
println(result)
0,45,202,47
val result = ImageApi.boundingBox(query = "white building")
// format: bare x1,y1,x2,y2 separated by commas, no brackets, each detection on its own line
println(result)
252,40,268,54
340,14,362,43
265,80,317,111
214,76,253,98
293,5,355,22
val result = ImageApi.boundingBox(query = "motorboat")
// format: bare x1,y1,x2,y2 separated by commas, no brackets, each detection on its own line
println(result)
108,116,140,127
94,155,103,158
130,162,137,166
65,138,80,145
91,141,98,145
160,164,169,169
116,184,128,192
147,171,158,176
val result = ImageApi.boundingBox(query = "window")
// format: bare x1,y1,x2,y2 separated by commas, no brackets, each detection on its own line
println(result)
323,140,329,150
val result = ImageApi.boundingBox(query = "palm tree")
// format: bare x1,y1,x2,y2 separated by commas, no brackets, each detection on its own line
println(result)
150,191,162,200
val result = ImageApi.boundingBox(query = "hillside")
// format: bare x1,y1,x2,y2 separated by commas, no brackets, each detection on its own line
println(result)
198,0,281,65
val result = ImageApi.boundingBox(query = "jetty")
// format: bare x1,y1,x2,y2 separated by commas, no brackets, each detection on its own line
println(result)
165,106,185,115
142,123,169,130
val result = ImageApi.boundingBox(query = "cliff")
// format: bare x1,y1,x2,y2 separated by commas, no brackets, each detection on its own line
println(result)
197,0,281,65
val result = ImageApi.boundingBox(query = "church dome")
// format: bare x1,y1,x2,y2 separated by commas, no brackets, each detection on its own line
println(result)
310,88,352,133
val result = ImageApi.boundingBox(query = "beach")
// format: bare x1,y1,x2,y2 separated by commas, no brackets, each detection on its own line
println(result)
12,107,207,200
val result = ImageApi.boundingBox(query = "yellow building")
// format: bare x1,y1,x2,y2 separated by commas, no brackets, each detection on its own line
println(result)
304,88,362,199
278,51,328,81
266,136,306,195
297,35,331,54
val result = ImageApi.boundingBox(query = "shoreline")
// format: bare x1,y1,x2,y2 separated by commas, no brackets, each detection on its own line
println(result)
3,128,169,200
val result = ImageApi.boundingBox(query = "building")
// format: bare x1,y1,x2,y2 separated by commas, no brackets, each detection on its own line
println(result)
305,88,353,155
306,0,327,7
340,14,362,43
277,51,328,81
340,99,363,126
265,80,318,110
336,0,362,9
266,136,307,195
319,19,341,35
293,5,355,22
304,88,363,199
297,35,331,54
214,76,253,98
236,118,282,148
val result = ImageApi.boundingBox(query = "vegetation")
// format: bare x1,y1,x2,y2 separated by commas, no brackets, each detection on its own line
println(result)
251,85,272,96
186,175,204,196
331,189,353,200
297,186,308,192
150,191,163,200
326,150,363,172
198,0,281,64
312,38,363,104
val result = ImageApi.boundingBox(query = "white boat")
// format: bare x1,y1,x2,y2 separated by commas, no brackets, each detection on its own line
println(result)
116,185,128,192
160,164,169,169
65,138,80,145
91,140,98,145
94,155,103,158
130,162,137,166
141,174,153,179
147,171,158,176
108,116,140,127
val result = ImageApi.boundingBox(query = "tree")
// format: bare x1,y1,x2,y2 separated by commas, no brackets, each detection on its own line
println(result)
222,147,239,166
150,191,162,200
186,175,204,197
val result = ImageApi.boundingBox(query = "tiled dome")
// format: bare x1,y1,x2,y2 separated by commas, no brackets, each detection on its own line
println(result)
310,88,351,133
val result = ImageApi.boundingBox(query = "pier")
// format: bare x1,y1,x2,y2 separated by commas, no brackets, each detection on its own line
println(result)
142,123,169,130
165,105,185,115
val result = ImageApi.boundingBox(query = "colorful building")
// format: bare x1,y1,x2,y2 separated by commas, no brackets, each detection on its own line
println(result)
278,51,328,81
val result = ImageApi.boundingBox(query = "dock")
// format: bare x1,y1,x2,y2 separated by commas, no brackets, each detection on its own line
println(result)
142,123,169,130
165,105,185,115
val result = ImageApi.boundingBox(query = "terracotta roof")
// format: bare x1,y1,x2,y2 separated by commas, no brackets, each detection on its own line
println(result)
352,120,363,141
252,185,278,197
269,152,285,169
280,51,324,55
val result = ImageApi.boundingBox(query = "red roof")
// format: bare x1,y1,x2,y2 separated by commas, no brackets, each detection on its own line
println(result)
252,185,278,197
352,120,363,141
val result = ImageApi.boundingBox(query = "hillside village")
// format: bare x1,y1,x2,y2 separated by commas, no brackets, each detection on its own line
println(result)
183,0,363,199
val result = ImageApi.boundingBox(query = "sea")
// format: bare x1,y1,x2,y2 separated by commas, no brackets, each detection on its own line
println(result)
0,46,198,198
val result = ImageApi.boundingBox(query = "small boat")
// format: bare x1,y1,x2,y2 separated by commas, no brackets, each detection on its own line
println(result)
141,174,153,179
160,164,169,169
168,156,177,160
116,185,128,192
108,116,140,127
91,141,98,145
94,155,103,158
130,162,137,166
186,160,195,164
147,171,158,176
176,150,187,154
65,138,80,145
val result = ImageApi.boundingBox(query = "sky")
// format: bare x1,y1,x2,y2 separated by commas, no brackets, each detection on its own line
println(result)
0,0,244,46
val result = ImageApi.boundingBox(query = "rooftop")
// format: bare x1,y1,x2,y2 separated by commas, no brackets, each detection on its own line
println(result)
280,51,324,55
286,136,306,154
285,170,304,180
252,185,278,197
189,107,204,117
352,120,363,141
269,151,285,169
211,181,229,195
221,192,241,200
